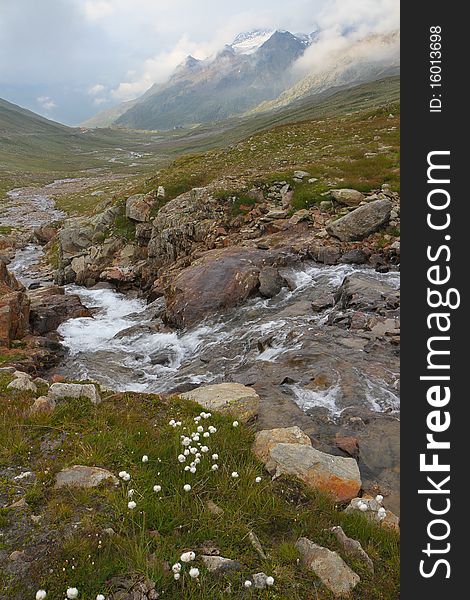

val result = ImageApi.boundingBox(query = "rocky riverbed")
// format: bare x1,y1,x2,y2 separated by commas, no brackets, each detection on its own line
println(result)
1,175,401,513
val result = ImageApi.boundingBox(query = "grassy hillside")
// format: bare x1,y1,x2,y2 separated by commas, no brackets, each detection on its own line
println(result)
0,98,167,197
0,374,400,599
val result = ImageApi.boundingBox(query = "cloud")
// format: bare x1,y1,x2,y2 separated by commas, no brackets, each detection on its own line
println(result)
0,0,400,124
88,84,106,96
37,96,57,110
83,1,114,21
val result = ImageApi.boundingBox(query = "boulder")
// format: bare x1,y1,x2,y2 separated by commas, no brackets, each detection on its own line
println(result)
252,426,312,463
164,247,270,327
48,382,101,405
54,465,118,489
327,199,392,241
7,375,37,393
330,526,374,572
0,260,30,346
296,537,360,597
125,194,154,222
266,443,361,502
294,171,310,179
330,189,365,206
258,267,286,298
334,274,399,313
28,287,91,334
201,555,242,573
148,187,230,272
180,383,259,422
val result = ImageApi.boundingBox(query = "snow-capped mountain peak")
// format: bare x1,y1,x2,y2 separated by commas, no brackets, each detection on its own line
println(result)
231,29,275,55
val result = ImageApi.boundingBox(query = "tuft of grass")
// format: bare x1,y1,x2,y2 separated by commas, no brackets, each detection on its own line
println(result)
0,385,399,599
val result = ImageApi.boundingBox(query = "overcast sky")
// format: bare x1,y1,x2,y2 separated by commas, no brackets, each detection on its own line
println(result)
0,0,399,125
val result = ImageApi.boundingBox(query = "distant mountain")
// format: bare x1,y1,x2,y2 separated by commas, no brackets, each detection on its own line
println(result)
251,32,400,114
85,29,399,131
112,30,307,130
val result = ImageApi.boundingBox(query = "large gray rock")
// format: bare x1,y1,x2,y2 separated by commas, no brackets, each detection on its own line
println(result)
148,187,229,272
7,375,37,393
330,189,365,206
327,199,392,241
296,537,360,597
59,206,120,255
48,382,101,405
180,383,259,422
266,443,361,502
54,465,118,489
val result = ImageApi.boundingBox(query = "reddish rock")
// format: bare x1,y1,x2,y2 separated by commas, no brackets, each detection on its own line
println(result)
164,247,274,327
28,287,90,335
0,260,30,347
335,435,359,458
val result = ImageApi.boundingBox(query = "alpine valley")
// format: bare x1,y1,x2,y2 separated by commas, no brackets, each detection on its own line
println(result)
0,22,401,600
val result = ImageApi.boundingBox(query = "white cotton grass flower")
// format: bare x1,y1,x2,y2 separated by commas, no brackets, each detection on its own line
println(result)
190,447,197,454
127,489,135,497
190,467,197,473
212,453,218,461
142,455,149,463
232,421,239,428
203,432,210,438
266,576,274,586
182,437,191,446
128,501,137,510
96,595,105,600
173,573,180,580
194,416,201,423
375,494,384,504
172,562,182,573
184,449,190,456
181,551,196,562
231,472,239,478
201,446,209,453
176,421,182,426
118,471,131,481
208,426,217,434
183,484,192,492
378,507,387,520
244,580,252,588
169,419,176,426
184,466,190,471
197,426,204,433
255,476,262,483
211,464,219,471
153,485,161,493
192,434,200,442
189,567,200,579
66,589,79,599
178,454,186,463
358,501,368,512
194,458,200,465
36,591,47,600
203,412,211,419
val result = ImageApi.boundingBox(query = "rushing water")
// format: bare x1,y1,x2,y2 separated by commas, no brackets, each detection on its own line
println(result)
55,263,400,416
2,182,400,419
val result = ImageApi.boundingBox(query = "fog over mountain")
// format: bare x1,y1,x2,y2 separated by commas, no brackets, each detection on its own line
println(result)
0,0,399,125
